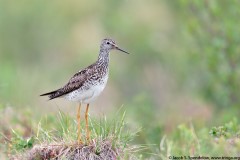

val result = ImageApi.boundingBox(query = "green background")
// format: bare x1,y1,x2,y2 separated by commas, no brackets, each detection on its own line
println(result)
1,0,240,158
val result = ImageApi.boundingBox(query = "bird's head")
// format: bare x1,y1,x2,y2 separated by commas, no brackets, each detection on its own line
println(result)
101,38,129,54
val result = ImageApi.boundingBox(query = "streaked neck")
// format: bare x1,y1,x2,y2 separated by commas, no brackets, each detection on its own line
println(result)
97,48,110,65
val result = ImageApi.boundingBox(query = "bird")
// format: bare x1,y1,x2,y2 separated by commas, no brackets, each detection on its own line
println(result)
40,38,129,144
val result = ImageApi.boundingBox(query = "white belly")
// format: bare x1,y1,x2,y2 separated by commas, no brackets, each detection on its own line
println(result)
64,77,108,103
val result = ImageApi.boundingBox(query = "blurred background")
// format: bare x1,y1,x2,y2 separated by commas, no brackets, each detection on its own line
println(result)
1,0,240,158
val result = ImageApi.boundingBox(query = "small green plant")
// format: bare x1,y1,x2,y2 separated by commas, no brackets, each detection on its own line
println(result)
11,130,34,151
209,118,240,138
209,126,228,138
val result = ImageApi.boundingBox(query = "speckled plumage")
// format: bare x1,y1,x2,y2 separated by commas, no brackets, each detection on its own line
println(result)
40,38,129,104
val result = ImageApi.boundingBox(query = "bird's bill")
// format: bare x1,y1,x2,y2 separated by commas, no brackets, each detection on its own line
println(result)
115,46,130,54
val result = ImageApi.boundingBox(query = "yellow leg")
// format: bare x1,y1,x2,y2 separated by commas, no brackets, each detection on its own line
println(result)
85,104,90,143
77,103,82,144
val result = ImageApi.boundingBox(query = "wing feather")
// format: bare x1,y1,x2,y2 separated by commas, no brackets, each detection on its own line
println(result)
41,63,96,100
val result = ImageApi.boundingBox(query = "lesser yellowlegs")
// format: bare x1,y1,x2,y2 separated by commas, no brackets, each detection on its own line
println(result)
40,38,129,144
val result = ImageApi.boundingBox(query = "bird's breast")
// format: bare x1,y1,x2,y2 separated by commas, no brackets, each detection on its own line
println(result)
64,74,108,103
81,74,109,103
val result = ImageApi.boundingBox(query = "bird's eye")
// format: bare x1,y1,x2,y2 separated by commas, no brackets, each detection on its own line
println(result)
106,42,110,45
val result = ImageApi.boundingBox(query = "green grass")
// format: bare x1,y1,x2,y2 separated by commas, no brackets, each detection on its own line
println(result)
1,106,240,159
7,110,141,159
156,119,240,159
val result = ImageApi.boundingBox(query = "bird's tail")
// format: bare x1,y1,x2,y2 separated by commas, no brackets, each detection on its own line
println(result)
40,90,59,99
40,90,58,96
40,88,65,100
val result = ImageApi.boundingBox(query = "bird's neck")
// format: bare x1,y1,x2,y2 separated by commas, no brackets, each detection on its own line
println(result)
97,48,110,66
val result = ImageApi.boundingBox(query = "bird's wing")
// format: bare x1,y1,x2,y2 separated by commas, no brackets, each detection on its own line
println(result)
43,64,96,100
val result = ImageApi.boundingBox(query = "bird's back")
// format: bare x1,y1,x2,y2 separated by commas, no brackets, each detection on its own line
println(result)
40,61,109,102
